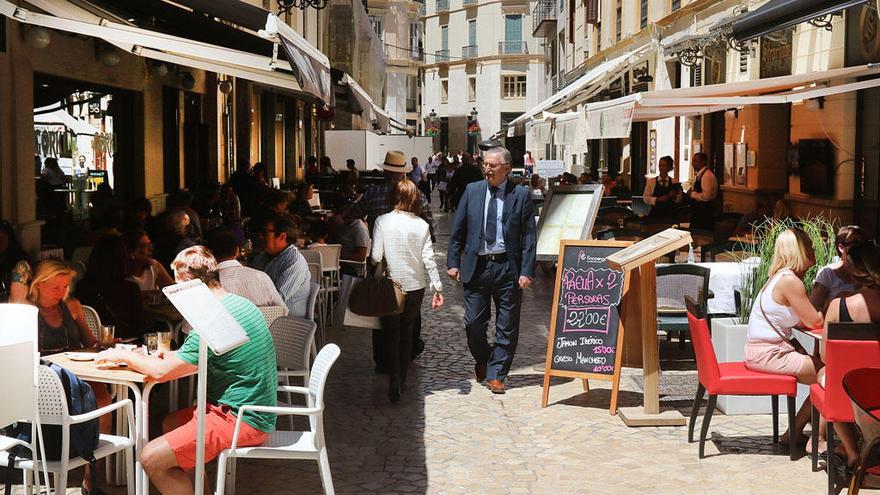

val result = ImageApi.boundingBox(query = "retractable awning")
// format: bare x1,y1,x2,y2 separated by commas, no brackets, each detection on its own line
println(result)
509,40,657,128
576,63,880,138
341,73,391,133
169,0,332,103
3,0,331,102
731,0,869,42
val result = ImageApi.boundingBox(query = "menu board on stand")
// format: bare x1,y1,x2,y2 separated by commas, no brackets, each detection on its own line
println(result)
541,240,631,414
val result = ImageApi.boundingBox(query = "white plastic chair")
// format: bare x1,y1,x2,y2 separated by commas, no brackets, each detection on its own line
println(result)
81,305,102,342
215,344,341,495
269,316,317,429
2,366,136,495
0,304,48,494
258,305,288,329
310,245,342,325
306,262,327,329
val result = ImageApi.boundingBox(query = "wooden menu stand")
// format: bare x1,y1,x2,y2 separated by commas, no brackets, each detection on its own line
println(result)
606,229,692,427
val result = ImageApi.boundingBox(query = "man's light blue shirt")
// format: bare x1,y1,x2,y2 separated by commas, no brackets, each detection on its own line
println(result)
480,179,507,255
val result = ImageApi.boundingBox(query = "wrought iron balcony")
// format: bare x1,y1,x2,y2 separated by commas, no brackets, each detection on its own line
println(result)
532,0,557,37
435,49,450,62
461,45,478,59
436,0,448,12
498,41,527,55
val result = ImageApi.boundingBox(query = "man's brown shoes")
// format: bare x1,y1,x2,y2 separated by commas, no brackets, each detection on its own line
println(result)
487,379,505,394
474,362,487,382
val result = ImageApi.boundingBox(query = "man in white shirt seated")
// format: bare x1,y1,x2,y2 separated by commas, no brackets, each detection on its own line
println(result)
204,227,287,310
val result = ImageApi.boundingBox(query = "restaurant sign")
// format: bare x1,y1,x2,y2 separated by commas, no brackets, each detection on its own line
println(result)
760,27,793,79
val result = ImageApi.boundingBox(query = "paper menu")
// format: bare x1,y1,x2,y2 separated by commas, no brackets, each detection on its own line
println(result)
162,280,249,355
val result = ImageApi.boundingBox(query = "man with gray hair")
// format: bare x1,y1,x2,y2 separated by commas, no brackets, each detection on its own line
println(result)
446,146,537,394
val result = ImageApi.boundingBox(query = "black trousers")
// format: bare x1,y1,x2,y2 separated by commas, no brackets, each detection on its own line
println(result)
463,258,522,382
380,288,425,386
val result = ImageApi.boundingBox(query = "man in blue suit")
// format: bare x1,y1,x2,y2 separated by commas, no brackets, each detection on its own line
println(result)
446,147,537,394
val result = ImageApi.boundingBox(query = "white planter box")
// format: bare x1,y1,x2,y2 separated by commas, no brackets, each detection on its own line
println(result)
710,317,811,415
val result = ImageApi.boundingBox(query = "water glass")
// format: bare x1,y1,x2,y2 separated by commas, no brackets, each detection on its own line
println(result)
145,333,158,355
157,331,173,353
100,325,115,347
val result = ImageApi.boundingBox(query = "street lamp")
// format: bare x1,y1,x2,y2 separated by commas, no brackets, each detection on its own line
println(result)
429,109,437,120
468,107,478,121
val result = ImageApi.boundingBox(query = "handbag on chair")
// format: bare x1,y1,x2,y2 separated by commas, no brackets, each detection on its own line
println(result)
348,260,405,317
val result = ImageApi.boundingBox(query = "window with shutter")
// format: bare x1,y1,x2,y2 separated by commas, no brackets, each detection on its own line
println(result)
586,0,599,24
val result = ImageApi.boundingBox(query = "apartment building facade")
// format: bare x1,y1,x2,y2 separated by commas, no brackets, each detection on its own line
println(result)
421,0,549,165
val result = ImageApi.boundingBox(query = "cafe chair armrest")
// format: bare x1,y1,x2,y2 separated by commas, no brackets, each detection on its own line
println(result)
277,385,311,395
69,398,135,433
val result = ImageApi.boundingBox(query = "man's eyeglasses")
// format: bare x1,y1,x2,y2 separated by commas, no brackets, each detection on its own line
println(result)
483,162,507,169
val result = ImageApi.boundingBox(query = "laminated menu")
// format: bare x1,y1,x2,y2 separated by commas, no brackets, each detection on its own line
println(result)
162,280,249,355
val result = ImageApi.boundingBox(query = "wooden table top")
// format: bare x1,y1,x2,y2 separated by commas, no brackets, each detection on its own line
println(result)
43,350,148,384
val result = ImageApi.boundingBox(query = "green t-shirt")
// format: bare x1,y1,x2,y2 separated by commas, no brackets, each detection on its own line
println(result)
177,293,277,432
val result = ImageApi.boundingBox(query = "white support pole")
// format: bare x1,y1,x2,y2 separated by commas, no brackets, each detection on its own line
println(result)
194,338,208,495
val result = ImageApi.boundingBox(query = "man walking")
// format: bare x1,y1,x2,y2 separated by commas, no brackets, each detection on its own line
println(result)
446,147,536,394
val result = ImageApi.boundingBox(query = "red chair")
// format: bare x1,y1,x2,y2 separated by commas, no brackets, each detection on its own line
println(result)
685,296,798,459
843,367,880,495
810,323,880,495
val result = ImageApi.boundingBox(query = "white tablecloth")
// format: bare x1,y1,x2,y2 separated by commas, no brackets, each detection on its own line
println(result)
657,261,744,315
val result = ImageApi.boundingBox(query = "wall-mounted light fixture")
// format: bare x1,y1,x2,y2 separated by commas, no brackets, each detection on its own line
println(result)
97,44,120,67
218,79,233,94
25,26,51,49
180,72,196,90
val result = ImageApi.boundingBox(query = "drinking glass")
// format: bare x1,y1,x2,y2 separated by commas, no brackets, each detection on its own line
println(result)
157,331,172,353
145,333,158,355
100,325,115,348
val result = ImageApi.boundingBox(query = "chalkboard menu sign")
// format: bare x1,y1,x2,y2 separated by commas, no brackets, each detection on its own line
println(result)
541,240,630,413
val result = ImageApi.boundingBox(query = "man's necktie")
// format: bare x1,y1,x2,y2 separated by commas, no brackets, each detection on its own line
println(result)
485,186,499,245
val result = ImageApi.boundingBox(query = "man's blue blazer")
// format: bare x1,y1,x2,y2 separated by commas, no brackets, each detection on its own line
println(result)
446,179,537,285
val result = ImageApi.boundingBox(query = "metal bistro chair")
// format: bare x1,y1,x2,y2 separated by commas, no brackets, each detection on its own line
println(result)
843,367,880,495
657,264,711,349
216,344,342,495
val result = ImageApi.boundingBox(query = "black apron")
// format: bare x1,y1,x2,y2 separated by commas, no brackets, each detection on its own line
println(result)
649,177,675,218
690,168,714,230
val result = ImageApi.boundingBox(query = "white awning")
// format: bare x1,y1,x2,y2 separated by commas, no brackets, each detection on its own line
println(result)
509,40,658,128
579,63,880,129
341,73,390,133
33,105,99,135
2,0,308,95
262,14,332,102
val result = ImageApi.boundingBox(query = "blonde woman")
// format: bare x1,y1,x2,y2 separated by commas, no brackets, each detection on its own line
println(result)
372,179,444,402
28,259,110,494
744,227,824,445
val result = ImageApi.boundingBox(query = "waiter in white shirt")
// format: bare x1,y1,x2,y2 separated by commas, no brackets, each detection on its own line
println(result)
643,155,678,218
686,152,718,230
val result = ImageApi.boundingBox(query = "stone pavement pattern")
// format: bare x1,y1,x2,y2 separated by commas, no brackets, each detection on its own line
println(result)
34,203,827,494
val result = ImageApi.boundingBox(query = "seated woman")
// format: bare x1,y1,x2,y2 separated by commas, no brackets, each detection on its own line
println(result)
809,225,866,312
743,227,824,445
28,259,111,494
817,241,880,468
122,229,174,293
77,235,145,340
306,221,330,248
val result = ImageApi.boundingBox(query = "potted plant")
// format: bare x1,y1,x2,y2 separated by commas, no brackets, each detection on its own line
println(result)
426,125,440,137
711,216,835,414
467,122,481,137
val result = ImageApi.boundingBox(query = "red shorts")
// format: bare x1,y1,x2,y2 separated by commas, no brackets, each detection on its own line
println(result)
162,404,268,470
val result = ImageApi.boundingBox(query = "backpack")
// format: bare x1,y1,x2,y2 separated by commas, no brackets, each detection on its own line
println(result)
2,362,99,494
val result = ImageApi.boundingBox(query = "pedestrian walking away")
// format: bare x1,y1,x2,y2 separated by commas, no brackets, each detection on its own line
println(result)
446,146,537,395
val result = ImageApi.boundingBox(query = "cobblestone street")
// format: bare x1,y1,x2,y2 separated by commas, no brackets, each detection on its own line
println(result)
241,205,826,495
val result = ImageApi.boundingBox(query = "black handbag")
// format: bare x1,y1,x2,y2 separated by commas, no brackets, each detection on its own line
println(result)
348,260,405,317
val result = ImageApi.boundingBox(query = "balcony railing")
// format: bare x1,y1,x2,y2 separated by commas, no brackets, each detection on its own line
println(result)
461,45,478,59
532,0,557,36
551,73,566,93
463,0,478,5
435,49,450,62
498,41,527,55
436,0,448,11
